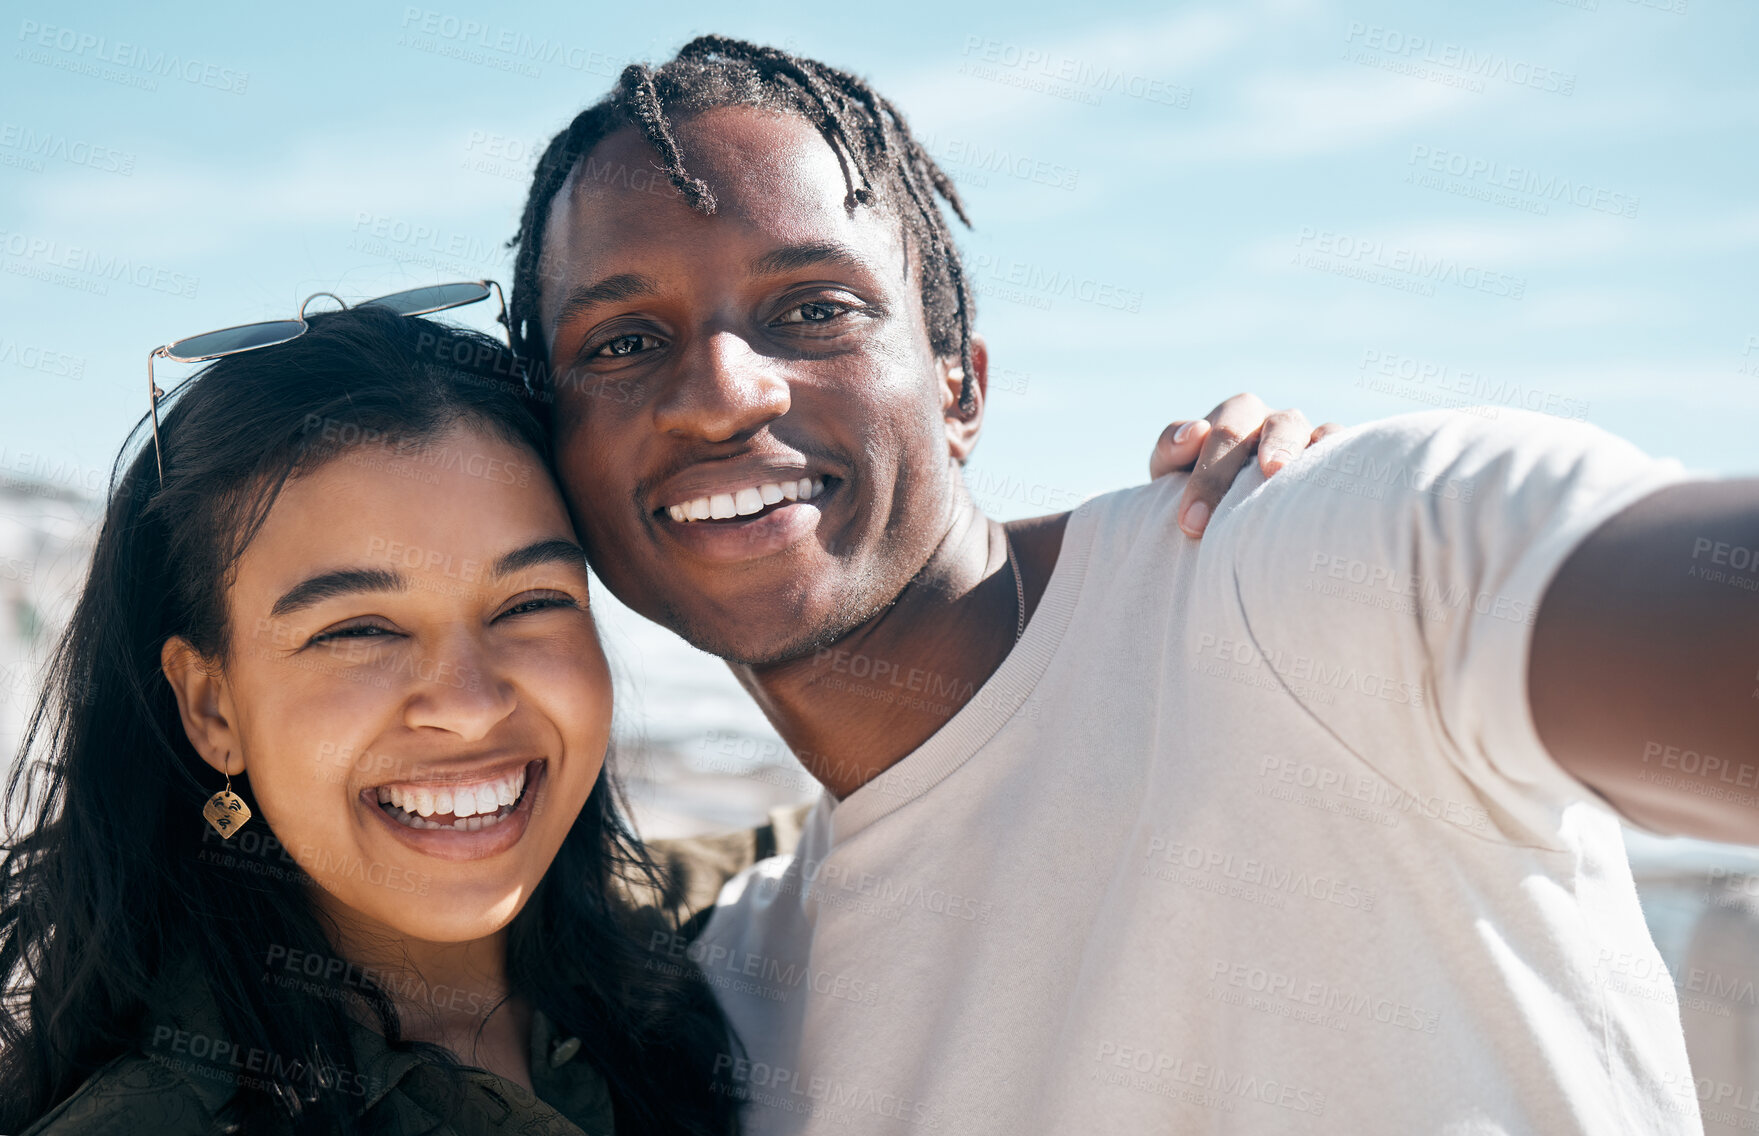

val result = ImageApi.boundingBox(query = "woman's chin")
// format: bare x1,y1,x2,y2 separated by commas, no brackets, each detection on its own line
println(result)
273,755,605,949
389,897,530,945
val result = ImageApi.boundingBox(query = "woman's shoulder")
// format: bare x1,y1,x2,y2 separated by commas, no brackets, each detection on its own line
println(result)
634,801,819,929
18,1051,216,1136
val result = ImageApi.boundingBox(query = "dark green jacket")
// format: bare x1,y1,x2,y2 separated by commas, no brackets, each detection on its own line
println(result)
18,806,809,1136
19,971,615,1135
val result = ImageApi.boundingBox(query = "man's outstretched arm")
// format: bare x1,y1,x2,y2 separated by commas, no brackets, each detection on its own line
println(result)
1531,480,1759,843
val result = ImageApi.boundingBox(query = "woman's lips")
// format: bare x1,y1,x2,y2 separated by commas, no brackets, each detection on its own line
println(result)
361,759,546,862
374,762,529,825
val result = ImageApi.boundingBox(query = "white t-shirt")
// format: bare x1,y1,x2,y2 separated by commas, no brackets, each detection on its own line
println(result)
696,409,1705,1135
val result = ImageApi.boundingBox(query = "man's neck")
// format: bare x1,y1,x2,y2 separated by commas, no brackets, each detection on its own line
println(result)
730,494,1067,799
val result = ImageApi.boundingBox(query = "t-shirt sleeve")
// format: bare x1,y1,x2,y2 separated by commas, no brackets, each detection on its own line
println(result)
1208,407,1692,842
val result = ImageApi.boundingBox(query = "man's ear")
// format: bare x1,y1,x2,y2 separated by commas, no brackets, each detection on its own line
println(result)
160,637,243,778
940,333,989,465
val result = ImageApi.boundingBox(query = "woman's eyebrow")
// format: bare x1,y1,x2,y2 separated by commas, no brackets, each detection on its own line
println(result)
490,539,588,580
267,541,584,619
271,568,404,619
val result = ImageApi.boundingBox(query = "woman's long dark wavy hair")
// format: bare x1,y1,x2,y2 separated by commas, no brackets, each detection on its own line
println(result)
0,307,739,1134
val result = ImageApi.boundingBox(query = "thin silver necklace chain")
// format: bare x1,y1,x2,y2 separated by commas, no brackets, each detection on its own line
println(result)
1004,529,1026,643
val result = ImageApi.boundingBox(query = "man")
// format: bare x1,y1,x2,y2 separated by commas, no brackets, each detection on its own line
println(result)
512,38,1749,1134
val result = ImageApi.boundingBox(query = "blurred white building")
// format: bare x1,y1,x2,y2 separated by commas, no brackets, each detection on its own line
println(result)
0,478,99,763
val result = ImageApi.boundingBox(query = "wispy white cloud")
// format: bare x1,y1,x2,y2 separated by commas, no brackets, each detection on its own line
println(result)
1509,287,1695,331
890,5,1265,135
1134,67,1489,164
10,124,527,262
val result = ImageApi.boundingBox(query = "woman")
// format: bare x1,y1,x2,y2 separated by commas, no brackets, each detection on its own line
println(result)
0,298,1319,1133
0,307,738,1134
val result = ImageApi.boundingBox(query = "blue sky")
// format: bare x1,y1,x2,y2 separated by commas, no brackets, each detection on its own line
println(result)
3,0,1756,511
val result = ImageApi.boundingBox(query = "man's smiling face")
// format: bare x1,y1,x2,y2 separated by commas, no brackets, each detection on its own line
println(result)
537,106,978,665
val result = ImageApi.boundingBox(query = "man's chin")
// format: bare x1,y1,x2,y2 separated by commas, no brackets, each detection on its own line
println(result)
664,612,851,669
652,591,884,669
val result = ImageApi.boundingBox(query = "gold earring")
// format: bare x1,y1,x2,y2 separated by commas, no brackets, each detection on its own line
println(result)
202,753,252,839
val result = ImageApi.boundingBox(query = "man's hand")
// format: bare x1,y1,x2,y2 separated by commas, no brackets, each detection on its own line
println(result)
1150,393,1344,537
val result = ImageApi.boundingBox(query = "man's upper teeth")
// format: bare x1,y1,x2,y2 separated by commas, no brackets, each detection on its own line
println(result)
374,766,527,818
667,478,823,522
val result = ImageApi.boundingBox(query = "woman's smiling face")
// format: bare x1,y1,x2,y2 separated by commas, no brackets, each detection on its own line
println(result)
165,422,610,944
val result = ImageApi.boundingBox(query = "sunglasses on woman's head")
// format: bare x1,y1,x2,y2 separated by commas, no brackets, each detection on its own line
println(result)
146,280,511,484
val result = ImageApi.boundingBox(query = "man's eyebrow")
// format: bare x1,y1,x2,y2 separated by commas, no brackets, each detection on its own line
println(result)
748,241,876,279
271,568,404,619
491,539,589,580
551,272,662,330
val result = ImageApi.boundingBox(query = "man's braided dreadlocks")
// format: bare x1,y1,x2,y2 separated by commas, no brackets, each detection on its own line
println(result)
508,35,981,412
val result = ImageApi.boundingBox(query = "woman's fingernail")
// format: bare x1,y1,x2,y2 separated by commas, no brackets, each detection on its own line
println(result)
1263,448,1293,472
1182,500,1210,535
1173,421,1197,445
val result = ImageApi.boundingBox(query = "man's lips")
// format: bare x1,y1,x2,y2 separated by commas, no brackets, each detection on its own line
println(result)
651,457,833,519
660,476,828,523
652,478,843,562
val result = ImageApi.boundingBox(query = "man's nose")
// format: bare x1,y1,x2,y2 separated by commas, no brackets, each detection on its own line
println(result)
652,330,790,442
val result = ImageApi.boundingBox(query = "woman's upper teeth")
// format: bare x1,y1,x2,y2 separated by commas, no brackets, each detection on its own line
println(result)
667,478,824,523
375,766,526,818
